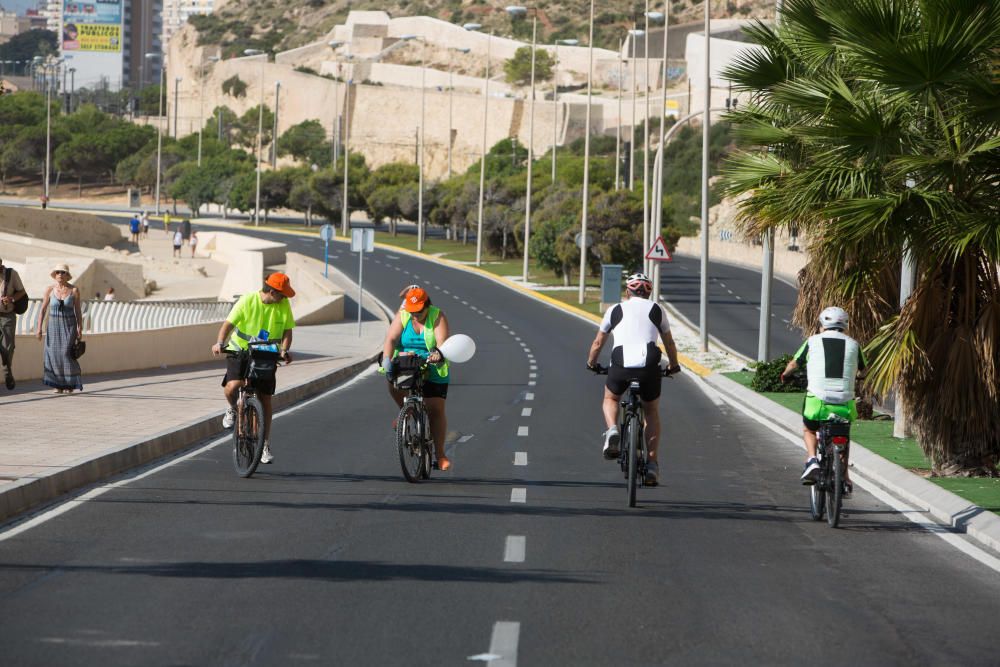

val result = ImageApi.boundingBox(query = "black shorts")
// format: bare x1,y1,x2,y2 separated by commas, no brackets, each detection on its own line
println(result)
388,376,448,399
606,364,662,402
222,355,276,396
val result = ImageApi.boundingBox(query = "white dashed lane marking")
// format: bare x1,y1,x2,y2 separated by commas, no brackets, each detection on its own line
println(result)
514,452,528,466
524,393,534,401
510,488,526,504
517,426,529,437
521,408,532,417
504,536,526,563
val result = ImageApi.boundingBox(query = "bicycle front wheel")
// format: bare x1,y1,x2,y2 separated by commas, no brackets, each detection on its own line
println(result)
232,395,265,478
826,447,844,528
626,414,639,508
397,403,428,483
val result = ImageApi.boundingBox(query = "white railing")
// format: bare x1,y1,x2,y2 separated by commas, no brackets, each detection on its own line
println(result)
15,299,234,335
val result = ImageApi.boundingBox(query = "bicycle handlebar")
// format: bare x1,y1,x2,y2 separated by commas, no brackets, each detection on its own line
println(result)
587,363,680,377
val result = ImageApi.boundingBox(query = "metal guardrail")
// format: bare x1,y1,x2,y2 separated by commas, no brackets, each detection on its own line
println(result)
15,299,234,335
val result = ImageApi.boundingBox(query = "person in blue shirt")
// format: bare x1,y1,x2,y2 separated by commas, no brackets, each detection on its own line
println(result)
128,215,141,244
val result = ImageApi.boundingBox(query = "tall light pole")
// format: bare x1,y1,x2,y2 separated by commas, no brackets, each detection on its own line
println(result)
43,59,62,203
579,0,595,304
448,47,470,180
699,0,711,352
644,10,665,276
145,53,165,215
172,77,181,139
68,67,76,113
197,56,219,167
628,28,643,190
464,22,490,267
758,1,780,361
652,3,670,303
327,40,344,166
615,38,623,190
271,80,281,168
341,50,355,237
244,49,266,226
400,34,428,251
507,5,539,283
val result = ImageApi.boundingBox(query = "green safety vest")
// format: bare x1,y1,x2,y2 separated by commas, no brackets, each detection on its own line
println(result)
398,306,449,379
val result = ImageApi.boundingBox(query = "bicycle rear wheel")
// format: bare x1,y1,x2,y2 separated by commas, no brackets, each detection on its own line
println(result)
826,447,844,528
397,403,428,483
809,482,826,520
626,414,639,508
232,395,265,478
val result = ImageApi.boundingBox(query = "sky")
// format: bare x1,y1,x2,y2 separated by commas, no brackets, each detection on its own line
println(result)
2,1,40,16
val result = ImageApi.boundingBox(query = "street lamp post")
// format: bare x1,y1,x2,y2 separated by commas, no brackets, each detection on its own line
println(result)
44,59,62,204
644,10,665,276
173,77,181,140
507,5,539,283
699,0,711,351
615,38,623,190
144,53,165,215
651,3,670,302
628,28,643,190
271,80,281,168
68,68,76,113
197,56,219,167
400,35,428,251
327,41,344,166
244,49,266,226
579,0,595,304
464,22,491,267
341,50,355,237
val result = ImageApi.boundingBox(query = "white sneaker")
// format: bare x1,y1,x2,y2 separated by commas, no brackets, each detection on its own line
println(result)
260,442,273,464
602,426,621,459
222,407,235,429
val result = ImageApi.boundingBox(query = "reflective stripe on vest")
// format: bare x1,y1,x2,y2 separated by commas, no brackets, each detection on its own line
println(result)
399,306,449,378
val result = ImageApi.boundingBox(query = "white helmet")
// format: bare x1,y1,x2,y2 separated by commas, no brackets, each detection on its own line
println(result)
819,306,849,330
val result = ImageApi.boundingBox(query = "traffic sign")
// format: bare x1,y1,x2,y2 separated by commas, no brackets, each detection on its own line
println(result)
319,224,334,242
351,228,374,253
645,236,673,261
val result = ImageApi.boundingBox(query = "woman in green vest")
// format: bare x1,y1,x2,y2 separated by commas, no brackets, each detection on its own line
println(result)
382,287,452,470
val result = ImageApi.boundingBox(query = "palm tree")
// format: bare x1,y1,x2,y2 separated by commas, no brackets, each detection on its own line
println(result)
722,0,1000,476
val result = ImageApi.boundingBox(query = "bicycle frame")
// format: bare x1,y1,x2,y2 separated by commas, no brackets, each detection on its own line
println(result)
618,382,647,478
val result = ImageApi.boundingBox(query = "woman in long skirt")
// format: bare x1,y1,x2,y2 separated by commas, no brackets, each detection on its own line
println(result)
36,263,83,393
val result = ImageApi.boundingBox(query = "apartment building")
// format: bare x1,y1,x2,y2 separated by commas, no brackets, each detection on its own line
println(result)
161,0,212,53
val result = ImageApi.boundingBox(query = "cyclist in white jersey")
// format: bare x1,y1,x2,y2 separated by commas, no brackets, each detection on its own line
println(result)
587,273,681,486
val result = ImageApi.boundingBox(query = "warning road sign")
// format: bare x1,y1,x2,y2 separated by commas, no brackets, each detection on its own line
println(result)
645,236,673,261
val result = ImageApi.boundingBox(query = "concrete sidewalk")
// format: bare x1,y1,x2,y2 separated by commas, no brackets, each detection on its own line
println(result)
0,318,385,523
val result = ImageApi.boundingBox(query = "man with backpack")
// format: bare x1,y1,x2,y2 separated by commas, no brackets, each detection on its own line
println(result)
0,257,28,390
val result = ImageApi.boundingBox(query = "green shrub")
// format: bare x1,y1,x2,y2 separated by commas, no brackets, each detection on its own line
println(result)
748,354,806,393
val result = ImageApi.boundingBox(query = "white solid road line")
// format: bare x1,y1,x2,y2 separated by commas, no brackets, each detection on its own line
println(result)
510,488,527,504
521,408,532,417
517,426,529,437
504,536,526,563
0,368,378,542
707,378,1000,575
514,452,528,466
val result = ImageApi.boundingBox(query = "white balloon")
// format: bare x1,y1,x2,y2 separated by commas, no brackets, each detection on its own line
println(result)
438,334,476,363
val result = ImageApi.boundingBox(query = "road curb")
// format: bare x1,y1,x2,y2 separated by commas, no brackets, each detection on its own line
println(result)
704,372,1000,553
0,353,378,525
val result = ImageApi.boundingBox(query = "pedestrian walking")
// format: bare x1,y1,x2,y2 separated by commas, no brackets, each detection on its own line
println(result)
190,230,198,258
181,218,192,244
128,214,141,244
163,212,172,235
140,211,150,238
0,257,27,390
40,194,48,210
36,263,83,394
172,227,183,258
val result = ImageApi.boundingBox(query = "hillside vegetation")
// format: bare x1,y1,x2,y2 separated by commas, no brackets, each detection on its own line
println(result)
190,0,775,58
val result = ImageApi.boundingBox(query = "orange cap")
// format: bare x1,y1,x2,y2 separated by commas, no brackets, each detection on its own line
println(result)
265,272,296,298
403,287,428,313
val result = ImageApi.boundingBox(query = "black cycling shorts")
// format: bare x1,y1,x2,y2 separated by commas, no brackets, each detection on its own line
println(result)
222,356,276,396
387,375,449,399
606,364,662,402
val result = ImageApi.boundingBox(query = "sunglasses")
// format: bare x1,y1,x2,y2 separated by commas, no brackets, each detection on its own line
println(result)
54,270,68,276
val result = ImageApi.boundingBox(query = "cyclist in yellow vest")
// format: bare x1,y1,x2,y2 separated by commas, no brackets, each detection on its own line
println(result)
381,287,452,470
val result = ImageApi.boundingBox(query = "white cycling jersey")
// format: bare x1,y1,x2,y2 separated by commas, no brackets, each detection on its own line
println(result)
599,297,671,368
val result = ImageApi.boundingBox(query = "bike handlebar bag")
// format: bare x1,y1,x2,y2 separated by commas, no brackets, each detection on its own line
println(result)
393,354,424,390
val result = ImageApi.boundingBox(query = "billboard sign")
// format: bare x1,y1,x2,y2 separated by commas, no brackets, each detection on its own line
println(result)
62,0,122,53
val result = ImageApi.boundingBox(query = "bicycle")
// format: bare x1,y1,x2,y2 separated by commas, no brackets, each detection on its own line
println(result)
808,414,852,528
225,341,282,478
392,354,435,483
590,363,675,508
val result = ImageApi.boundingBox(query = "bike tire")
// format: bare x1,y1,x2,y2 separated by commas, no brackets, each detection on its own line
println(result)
826,447,844,528
626,414,639,508
232,395,265,478
396,403,426,483
809,482,825,521
419,412,433,479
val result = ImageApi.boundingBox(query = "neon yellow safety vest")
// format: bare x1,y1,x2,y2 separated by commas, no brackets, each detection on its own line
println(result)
399,306,449,379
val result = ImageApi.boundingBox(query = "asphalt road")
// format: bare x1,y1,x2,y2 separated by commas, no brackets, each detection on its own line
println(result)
1,223,999,665
660,253,802,360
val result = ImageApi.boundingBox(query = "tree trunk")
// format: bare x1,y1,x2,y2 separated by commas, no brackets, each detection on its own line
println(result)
77,176,82,198
562,263,571,286
932,452,1000,478
501,230,508,260
306,205,312,226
